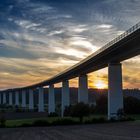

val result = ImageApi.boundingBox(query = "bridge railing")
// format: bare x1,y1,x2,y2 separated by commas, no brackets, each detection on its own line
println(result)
65,22,140,70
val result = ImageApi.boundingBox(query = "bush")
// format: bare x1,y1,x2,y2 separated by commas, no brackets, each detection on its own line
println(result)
0,116,6,128
51,118,80,126
64,105,72,116
70,102,90,122
124,96,140,114
117,108,125,120
33,120,50,126
85,117,106,124
89,104,96,114
48,112,58,117
64,103,91,122
20,123,33,127
21,118,80,127
95,95,107,114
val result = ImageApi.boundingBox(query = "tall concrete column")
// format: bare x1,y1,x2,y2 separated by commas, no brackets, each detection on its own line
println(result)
15,91,19,106
78,74,88,103
48,84,55,114
29,89,34,110
38,87,44,112
108,62,123,119
21,90,26,108
9,92,13,105
61,80,70,117
3,93,6,104
0,94,1,104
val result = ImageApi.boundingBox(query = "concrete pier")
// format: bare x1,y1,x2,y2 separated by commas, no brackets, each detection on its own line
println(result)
38,87,44,112
21,90,26,108
108,63,123,119
0,94,1,104
15,91,19,106
3,93,6,104
9,92,13,105
29,89,34,110
48,84,55,114
78,74,88,103
61,80,70,117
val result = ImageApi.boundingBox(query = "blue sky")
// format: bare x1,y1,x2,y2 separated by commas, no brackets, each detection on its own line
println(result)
0,0,140,89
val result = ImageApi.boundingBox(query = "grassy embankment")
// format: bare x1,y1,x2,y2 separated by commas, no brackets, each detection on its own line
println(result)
4,114,140,128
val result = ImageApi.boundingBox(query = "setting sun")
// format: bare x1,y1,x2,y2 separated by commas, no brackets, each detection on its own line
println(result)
94,80,107,89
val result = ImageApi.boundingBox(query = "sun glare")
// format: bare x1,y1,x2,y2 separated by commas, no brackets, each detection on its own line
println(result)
94,80,107,89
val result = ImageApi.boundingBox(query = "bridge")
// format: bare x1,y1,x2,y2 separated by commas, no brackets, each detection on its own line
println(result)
0,22,140,119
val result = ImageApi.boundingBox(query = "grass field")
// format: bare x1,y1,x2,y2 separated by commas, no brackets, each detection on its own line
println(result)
5,114,140,127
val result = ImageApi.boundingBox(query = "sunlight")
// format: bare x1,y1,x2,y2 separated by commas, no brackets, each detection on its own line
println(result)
94,80,107,89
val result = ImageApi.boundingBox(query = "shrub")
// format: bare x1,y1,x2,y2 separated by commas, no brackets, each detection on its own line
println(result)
117,108,125,120
48,112,58,117
0,116,6,128
70,102,90,122
95,95,107,114
124,96,140,114
51,118,80,126
20,123,33,127
85,117,106,124
89,104,96,114
63,105,72,116
33,120,50,126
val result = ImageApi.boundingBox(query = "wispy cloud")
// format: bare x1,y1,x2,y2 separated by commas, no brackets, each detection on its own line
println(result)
0,0,140,89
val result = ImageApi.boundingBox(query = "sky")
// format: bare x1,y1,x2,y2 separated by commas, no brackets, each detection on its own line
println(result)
0,0,140,90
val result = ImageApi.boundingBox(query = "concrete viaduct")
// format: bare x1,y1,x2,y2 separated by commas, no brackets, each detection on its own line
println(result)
0,22,140,119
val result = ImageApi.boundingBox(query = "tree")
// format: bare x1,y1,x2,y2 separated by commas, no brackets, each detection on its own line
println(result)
124,96,140,114
71,102,90,122
95,95,107,114
64,105,72,116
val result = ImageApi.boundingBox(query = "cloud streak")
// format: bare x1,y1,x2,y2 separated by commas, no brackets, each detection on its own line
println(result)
0,0,140,89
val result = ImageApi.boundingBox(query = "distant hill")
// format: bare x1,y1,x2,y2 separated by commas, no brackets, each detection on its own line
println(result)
32,88,140,105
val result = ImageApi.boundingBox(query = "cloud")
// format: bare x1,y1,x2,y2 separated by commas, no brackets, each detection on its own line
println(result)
0,0,140,89
96,24,113,29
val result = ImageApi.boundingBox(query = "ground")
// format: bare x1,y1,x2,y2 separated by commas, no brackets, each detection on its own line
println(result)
0,122,140,140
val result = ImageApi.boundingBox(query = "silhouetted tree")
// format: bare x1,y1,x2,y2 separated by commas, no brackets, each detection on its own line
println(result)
95,95,107,114
124,96,140,114
64,105,72,116
71,102,90,122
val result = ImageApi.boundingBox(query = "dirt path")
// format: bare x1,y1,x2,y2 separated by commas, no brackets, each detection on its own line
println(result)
0,122,140,140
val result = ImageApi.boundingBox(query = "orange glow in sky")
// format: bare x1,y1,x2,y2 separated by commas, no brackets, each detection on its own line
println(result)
0,0,140,90
94,80,107,89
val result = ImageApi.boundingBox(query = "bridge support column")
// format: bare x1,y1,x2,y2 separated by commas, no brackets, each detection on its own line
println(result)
15,91,19,106
38,87,44,112
29,89,34,110
78,74,88,103
61,80,70,117
108,62,123,120
48,84,55,114
9,92,13,105
0,94,1,104
3,93,6,104
21,90,26,108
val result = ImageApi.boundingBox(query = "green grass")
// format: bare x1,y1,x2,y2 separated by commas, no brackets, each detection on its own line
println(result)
6,117,53,127
6,117,79,127
5,114,140,128
128,114,140,124
129,115,140,119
